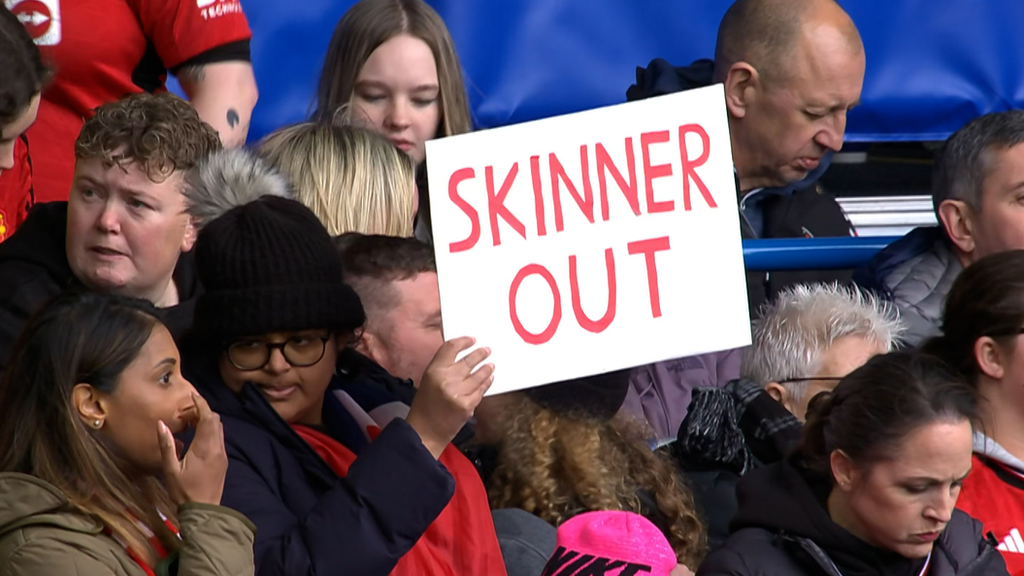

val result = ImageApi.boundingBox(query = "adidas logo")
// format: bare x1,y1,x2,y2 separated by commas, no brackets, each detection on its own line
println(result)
997,528,1024,553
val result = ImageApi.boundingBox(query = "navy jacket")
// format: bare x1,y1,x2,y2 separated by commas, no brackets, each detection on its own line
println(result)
183,346,455,576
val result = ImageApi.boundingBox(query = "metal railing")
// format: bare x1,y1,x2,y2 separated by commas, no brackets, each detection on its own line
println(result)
742,236,900,271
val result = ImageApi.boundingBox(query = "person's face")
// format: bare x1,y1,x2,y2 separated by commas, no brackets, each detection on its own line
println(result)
353,33,441,164
368,272,443,386
832,419,974,559
66,159,196,303
0,93,40,173
733,26,865,188
218,330,337,426
767,335,886,421
84,324,198,473
963,144,1024,260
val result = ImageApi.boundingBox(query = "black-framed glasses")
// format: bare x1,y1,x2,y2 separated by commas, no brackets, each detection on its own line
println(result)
226,334,331,371
776,376,843,385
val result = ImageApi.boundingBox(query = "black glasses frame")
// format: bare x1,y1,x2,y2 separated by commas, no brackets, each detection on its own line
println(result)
776,376,844,385
226,335,332,371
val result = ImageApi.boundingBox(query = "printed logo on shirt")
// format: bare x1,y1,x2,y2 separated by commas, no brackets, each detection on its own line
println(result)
997,528,1024,554
5,0,61,46
196,0,243,20
0,210,7,242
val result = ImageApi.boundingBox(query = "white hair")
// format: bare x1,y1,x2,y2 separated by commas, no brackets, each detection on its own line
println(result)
183,148,292,227
742,283,904,402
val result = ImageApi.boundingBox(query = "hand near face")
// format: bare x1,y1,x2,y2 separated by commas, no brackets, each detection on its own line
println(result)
406,336,494,459
671,564,694,576
158,392,228,506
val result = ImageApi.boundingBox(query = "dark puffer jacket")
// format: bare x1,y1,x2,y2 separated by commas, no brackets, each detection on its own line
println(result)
697,457,1007,576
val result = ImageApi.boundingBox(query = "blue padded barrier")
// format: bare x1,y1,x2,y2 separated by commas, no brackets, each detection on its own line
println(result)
742,237,899,271
233,0,1024,144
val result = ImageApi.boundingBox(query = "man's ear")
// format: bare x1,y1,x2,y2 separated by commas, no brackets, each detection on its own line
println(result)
723,62,758,120
937,199,976,257
356,330,391,372
181,215,198,253
764,381,790,408
72,383,108,430
975,336,1007,381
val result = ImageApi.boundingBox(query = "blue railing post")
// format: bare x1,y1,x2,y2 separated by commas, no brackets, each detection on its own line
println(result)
742,236,900,271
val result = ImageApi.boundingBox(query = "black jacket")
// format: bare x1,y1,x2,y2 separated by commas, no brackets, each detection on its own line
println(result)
0,202,199,371
627,58,855,315
697,457,1007,576
182,344,455,576
670,379,803,550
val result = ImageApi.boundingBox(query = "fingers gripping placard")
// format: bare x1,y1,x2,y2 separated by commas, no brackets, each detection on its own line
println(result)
427,85,751,395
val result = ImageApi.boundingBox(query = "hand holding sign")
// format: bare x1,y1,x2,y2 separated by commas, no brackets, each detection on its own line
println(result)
406,336,494,459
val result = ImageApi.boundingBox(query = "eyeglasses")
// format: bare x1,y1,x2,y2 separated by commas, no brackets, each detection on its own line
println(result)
226,334,331,371
776,376,844,385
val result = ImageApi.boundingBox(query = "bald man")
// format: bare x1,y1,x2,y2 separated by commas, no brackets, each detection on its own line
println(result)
628,0,862,313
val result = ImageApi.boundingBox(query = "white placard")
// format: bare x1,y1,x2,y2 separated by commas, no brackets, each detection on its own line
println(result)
426,85,751,395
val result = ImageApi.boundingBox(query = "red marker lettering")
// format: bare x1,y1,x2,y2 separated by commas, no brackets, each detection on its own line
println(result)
447,167,479,253
569,248,617,333
627,236,671,318
640,131,675,214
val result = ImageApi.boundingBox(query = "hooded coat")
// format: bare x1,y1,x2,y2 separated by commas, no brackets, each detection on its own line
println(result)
697,457,1007,576
0,472,256,576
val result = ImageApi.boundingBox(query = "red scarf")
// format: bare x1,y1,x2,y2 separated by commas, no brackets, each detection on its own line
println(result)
294,424,508,576
107,517,179,576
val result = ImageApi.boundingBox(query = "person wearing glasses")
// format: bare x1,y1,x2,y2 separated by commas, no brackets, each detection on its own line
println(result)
178,149,506,576
923,250,1024,575
669,283,903,549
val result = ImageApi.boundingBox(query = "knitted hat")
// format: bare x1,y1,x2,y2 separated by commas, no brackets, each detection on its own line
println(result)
542,511,678,576
188,150,365,343
524,369,631,422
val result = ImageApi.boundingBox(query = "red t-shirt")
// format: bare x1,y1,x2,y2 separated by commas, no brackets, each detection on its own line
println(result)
957,454,1024,575
294,424,509,576
0,136,34,243
4,0,252,202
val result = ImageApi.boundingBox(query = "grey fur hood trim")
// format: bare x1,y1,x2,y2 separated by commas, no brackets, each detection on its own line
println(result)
184,148,292,227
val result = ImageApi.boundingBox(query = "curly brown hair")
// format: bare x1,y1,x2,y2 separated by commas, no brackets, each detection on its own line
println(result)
75,93,221,182
487,394,707,567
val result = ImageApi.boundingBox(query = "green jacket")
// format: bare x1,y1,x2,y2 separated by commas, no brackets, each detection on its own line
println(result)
0,473,256,576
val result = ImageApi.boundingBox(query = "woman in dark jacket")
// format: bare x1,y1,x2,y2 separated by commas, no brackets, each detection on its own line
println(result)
179,150,504,575
698,350,1007,576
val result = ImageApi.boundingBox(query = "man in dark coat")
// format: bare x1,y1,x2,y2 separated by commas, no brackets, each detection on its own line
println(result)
627,0,863,315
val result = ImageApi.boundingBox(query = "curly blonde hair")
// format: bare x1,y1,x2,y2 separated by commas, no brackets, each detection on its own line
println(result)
487,394,707,567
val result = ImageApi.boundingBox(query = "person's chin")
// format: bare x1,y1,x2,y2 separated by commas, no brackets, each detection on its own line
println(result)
893,540,935,559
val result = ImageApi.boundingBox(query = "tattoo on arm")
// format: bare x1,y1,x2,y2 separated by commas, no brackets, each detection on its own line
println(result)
227,109,240,129
177,64,206,86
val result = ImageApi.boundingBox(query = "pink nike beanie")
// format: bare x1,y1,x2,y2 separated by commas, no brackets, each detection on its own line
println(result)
540,511,678,576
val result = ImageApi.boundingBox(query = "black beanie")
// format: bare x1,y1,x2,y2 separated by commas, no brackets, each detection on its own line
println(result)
523,369,632,422
193,195,366,344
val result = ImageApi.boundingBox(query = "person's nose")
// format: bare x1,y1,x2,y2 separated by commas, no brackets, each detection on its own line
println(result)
263,346,291,375
815,112,847,153
386,98,413,130
95,201,122,234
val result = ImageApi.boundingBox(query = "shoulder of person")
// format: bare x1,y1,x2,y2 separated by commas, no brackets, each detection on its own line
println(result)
697,528,781,576
0,526,135,576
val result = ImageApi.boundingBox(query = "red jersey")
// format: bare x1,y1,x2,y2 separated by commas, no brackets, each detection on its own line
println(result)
4,0,251,203
0,136,34,243
957,453,1024,575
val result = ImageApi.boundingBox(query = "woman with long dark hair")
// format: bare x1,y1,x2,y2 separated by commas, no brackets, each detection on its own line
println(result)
0,291,254,575
923,249,1024,575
